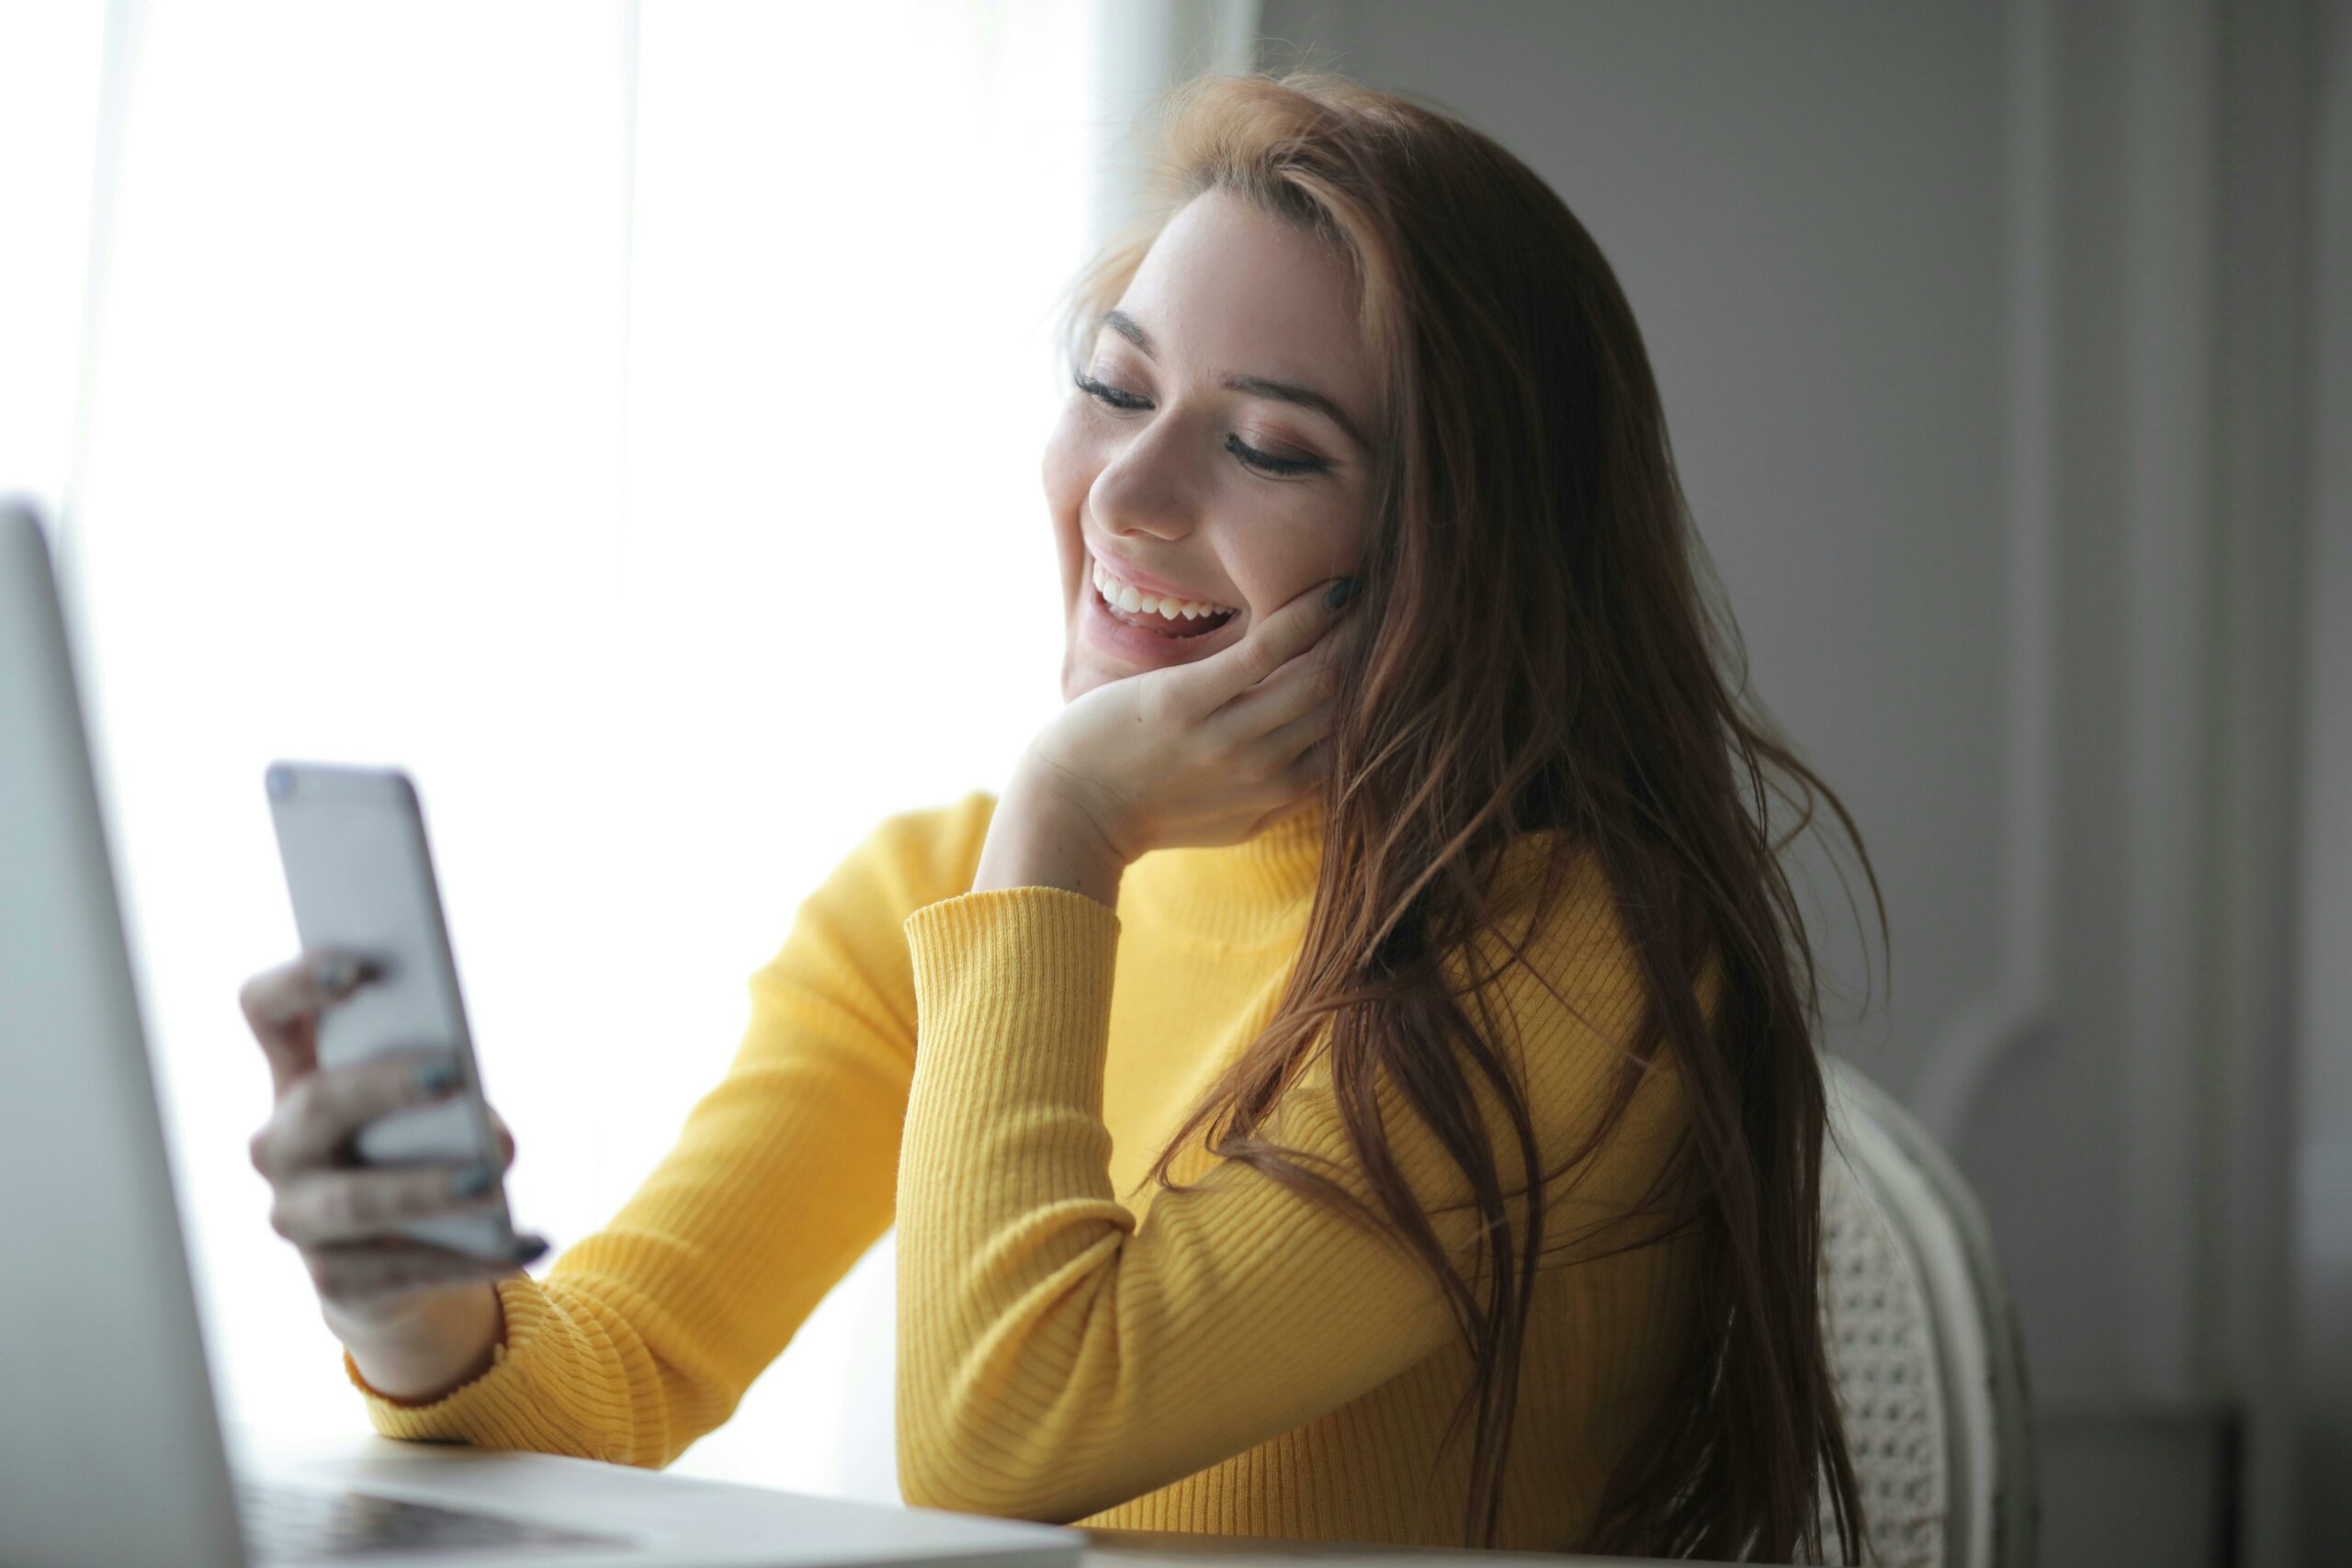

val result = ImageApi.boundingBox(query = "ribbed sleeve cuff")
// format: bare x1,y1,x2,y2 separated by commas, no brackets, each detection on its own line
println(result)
901,886,1124,1122
342,1276,629,1462
899,884,1128,1249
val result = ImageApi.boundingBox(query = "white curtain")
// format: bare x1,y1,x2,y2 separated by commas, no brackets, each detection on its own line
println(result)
0,0,1256,1501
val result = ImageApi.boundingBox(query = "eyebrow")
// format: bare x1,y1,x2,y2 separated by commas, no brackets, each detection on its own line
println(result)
1098,308,1374,456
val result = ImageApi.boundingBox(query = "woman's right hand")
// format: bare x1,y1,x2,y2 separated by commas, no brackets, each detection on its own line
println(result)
237,951,546,1339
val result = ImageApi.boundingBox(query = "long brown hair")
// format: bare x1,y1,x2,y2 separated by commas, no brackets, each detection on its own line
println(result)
1057,72,1881,1561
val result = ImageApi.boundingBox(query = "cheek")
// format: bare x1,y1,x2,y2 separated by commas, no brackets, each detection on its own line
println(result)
1044,411,1102,696
1224,506,1368,622
1040,403,1094,529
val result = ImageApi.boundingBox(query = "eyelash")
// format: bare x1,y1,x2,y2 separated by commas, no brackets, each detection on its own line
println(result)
1071,368,1329,478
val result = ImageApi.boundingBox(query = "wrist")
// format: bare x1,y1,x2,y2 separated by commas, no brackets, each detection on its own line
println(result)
972,761,1132,907
336,1280,505,1404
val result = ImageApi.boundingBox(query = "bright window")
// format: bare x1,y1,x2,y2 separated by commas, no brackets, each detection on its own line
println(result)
9,0,1102,1498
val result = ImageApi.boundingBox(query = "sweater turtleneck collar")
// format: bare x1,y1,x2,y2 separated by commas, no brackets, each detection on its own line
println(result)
1120,798,1327,948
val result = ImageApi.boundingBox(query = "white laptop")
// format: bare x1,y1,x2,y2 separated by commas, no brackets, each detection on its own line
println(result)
0,501,1082,1568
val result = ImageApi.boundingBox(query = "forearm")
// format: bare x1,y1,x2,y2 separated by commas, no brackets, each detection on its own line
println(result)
333,1279,506,1404
892,886,1455,1521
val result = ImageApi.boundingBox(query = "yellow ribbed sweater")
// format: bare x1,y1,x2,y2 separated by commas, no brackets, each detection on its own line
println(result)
346,791,1708,1550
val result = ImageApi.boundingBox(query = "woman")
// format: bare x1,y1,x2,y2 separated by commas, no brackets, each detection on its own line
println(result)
238,71,1877,1559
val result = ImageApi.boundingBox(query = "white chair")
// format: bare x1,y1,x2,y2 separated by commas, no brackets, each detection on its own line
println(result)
1814,1056,2037,1568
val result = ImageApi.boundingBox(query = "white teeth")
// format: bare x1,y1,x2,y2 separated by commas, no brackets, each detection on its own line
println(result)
1091,555,1233,621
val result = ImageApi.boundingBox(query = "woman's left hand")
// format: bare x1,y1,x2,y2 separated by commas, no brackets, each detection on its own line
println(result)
977,576,1361,901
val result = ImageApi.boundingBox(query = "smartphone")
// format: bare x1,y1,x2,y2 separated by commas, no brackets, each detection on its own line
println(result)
263,761,522,1262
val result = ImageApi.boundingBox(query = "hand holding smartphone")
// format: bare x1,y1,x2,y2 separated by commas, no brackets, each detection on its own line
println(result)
262,761,528,1264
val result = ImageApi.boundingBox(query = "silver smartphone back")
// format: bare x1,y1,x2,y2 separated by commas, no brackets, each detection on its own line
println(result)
264,761,519,1261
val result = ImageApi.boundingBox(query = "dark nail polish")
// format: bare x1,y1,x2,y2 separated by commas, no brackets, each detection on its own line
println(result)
413,1057,459,1095
1325,577,1359,609
451,1162,496,1199
314,954,356,992
512,1235,549,1264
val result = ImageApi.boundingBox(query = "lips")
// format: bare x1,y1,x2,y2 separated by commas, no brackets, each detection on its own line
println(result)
1078,568,1245,669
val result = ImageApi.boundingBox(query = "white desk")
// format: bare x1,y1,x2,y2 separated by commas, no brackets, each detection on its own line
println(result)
234,1428,1645,1567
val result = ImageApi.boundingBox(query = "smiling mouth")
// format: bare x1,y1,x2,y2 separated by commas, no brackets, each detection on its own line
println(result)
1090,558,1238,639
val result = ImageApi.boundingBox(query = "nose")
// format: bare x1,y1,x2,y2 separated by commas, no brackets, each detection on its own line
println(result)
1087,407,1204,546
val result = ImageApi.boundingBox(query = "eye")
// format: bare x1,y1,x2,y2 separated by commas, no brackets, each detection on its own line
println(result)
1225,434,1324,477
1072,367,1149,412
1071,367,1333,479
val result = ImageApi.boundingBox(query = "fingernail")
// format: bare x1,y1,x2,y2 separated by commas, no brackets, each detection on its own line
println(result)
451,1161,497,1199
513,1235,549,1264
1325,577,1359,609
413,1056,460,1095
313,954,356,993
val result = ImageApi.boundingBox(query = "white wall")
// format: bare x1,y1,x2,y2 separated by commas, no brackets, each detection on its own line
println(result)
2294,0,2352,1545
